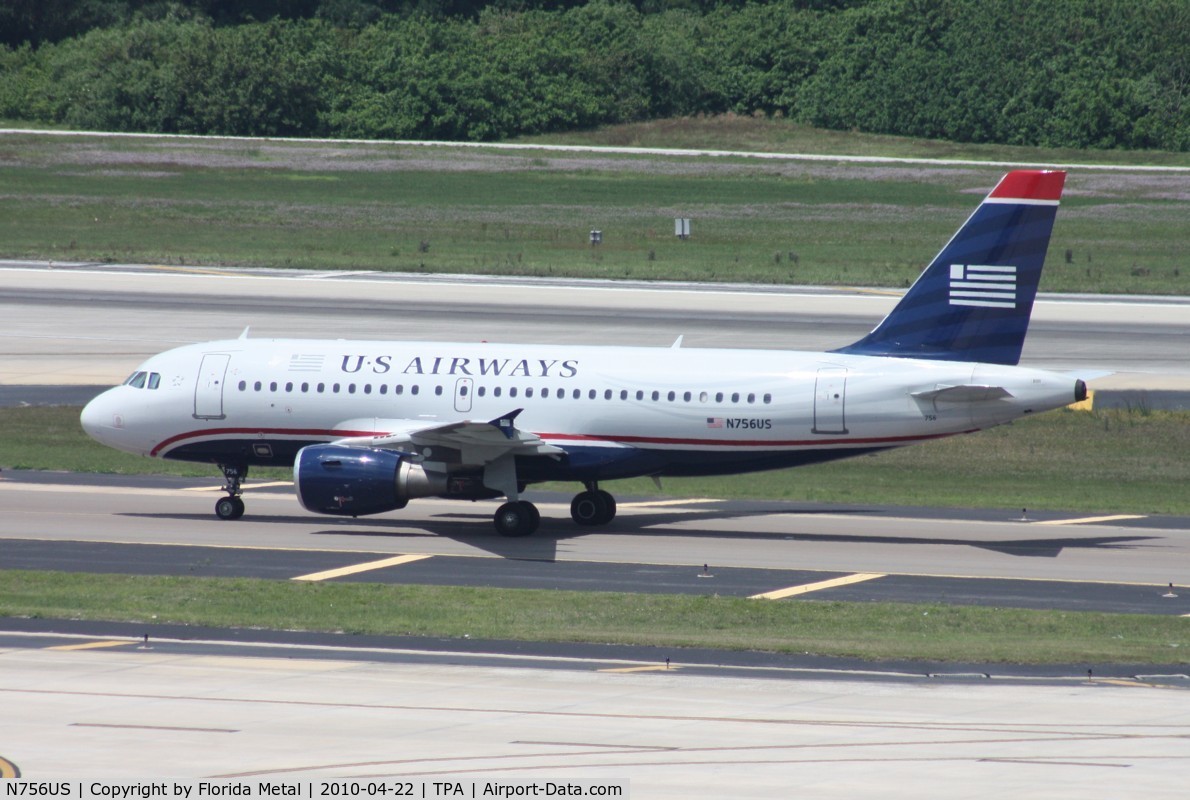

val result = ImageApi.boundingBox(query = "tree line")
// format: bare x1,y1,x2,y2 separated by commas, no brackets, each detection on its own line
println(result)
1,0,1185,151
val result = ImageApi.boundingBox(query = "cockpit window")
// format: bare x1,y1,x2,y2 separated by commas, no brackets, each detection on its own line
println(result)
122,371,161,389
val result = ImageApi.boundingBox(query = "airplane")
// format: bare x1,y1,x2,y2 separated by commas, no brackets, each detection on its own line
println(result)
81,169,1086,537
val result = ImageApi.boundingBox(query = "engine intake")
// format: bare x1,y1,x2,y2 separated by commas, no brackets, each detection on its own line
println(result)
294,444,446,517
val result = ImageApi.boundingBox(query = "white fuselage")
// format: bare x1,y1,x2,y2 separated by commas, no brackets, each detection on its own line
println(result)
81,337,1080,482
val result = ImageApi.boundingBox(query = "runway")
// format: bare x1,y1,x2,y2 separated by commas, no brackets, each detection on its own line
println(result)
3,263,1189,792
3,262,1189,388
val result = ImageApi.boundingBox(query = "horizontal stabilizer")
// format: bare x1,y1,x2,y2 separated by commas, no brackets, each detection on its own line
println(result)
911,385,1013,403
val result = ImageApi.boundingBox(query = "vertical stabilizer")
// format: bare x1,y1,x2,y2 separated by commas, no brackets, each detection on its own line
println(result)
836,170,1065,365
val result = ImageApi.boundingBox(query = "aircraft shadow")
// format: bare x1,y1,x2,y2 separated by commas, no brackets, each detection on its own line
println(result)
122,506,1162,563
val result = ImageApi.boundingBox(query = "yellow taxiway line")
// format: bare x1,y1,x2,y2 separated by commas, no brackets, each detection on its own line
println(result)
751,572,886,600
1034,514,1146,526
292,553,432,582
184,481,294,493
616,498,720,509
47,640,137,651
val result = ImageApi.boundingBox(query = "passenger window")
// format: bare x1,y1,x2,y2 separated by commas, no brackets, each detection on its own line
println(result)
395,385,404,395
434,385,443,396
715,392,724,403
558,388,566,399
747,393,756,404
667,391,675,402
270,382,278,392
285,382,293,393
651,391,660,401
763,393,772,404
411,385,419,395
699,392,708,403
635,390,643,400
526,388,534,398
494,387,502,398
509,387,518,398
731,392,740,403
254,381,262,392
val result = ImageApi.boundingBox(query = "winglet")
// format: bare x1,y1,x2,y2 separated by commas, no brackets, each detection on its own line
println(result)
835,170,1066,366
489,409,523,439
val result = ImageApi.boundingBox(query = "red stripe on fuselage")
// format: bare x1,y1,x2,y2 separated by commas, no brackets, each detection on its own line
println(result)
151,427,374,457
538,431,968,448
152,426,972,457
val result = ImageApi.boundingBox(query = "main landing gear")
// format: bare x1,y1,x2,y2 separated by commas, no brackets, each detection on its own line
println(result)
491,484,617,537
214,463,247,521
493,500,540,537
570,486,617,526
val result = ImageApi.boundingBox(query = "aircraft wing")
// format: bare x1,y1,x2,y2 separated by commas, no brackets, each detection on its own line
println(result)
329,409,564,467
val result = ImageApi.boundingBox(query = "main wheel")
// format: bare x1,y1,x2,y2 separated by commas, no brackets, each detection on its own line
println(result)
596,490,616,523
215,495,245,521
518,500,540,531
494,501,539,537
571,490,612,526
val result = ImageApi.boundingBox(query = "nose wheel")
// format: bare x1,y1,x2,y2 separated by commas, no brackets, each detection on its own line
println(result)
214,463,248,521
215,495,246,520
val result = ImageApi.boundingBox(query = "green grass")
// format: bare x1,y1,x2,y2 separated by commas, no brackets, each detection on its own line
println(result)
4,405,1189,515
1,125,1186,294
2,570,1186,665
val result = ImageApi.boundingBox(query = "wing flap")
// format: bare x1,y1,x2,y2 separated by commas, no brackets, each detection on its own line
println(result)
329,411,563,466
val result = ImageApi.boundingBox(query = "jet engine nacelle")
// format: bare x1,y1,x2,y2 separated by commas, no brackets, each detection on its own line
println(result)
294,444,446,517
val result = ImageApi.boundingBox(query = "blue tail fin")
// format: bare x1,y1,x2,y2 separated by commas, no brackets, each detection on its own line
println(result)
836,170,1066,366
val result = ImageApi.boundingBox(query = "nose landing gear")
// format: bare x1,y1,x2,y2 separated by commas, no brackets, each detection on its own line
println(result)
214,463,247,520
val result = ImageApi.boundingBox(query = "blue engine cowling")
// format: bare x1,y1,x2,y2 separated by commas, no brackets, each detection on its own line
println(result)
294,444,445,517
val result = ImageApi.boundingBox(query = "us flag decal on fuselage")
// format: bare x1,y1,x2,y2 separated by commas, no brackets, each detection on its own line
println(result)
949,264,1017,308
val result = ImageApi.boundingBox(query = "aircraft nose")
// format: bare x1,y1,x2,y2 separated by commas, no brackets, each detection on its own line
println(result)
80,389,122,444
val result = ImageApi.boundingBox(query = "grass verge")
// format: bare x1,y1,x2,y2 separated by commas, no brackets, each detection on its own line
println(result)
1,124,1186,294
2,570,1186,665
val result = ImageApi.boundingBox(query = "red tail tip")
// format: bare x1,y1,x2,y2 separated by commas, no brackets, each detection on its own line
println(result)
989,170,1066,202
